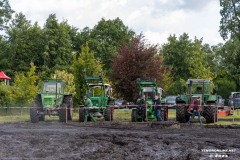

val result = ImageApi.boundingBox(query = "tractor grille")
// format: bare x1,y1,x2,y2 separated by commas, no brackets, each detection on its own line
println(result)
43,98,54,107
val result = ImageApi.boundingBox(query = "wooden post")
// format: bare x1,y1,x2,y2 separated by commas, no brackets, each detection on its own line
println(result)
65,107,67,123
145,104,148,121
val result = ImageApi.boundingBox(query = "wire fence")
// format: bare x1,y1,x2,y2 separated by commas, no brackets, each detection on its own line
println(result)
0,105,240,123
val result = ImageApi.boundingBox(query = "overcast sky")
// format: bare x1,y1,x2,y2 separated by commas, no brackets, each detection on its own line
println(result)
9,0,224,46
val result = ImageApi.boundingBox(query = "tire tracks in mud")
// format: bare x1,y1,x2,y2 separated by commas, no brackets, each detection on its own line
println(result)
0,122,240,160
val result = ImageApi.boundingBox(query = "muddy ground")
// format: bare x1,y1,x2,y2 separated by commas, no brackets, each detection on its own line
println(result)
0,122,240,160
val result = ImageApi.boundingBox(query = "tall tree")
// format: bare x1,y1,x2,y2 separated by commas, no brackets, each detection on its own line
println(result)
75,18,135,72
42,14,73,78
0,36,10,73
215,76,236,103
111,34,170,101
6,12,44,77
72,43,103,104
161,33,214,81
91,18,135,71
220,0,240,40
216,39,240,89
0,0,14,31
219,0,240,90
54,70,76,97
10,64,39,106
72,27,91,57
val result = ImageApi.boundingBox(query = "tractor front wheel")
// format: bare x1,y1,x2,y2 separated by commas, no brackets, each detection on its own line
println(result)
33,94,44,121
30,107,39,123
131,109,138,122
79,108,85,122
59,104,67,122
104,107,114,121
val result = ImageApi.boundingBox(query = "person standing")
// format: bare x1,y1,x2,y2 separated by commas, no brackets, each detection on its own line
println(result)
83,96,93,119
188,97,202,125
83,96,93,107
154,95,162,122
138,94,146,121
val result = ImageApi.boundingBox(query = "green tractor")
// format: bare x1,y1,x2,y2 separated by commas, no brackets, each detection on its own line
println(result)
176,79,218,123
79,70,115,122
131,79,168,122
30,79,73,123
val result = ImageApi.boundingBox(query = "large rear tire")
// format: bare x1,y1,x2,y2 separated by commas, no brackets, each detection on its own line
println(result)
79,108,85,122
30,107,39,123
176,104,188,123
104,107,114,121
205,105,217,123
131,109,137,122
59,103,67,122
30,94,44,123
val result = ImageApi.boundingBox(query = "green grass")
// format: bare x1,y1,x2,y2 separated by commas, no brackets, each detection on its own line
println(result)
0,108,29,123
0,108,75,123
218,110,240,119
0,107,240,125
214,121,240,125
113,109,176,122
114,109,131,122
168,109,176,119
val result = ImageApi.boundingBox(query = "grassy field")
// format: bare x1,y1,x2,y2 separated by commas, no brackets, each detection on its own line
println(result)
1,107,240,125
105,109,240,125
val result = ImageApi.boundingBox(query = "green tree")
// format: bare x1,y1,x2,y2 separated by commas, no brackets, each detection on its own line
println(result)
158,55,174,95
166,79,185,95
0,1,12,73
6,12,44,77
111,34,170,102
219,0,240,89
0,81,11,106
71,27,91,57
42,14,73,78
216,39,240,89
72,43,103,104
75,18,135,72
91,18,135,69
215,77,236,104
54,70,76,96
161,33,214,81
0,36,10,73
0,0,14,31
10,64,39,106
201,44,220,74
220,0,240,40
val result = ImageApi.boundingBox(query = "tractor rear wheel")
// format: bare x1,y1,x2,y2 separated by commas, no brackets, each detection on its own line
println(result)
176,104,188,123
205,105,217,123
59,104,67,122
131,109,138,122
79,108,85,122
30,107,39,123
30,94,44,123
34,94,45,121
104,107,114,121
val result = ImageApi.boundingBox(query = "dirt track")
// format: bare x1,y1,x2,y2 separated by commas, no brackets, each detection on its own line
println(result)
0,122,240,160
